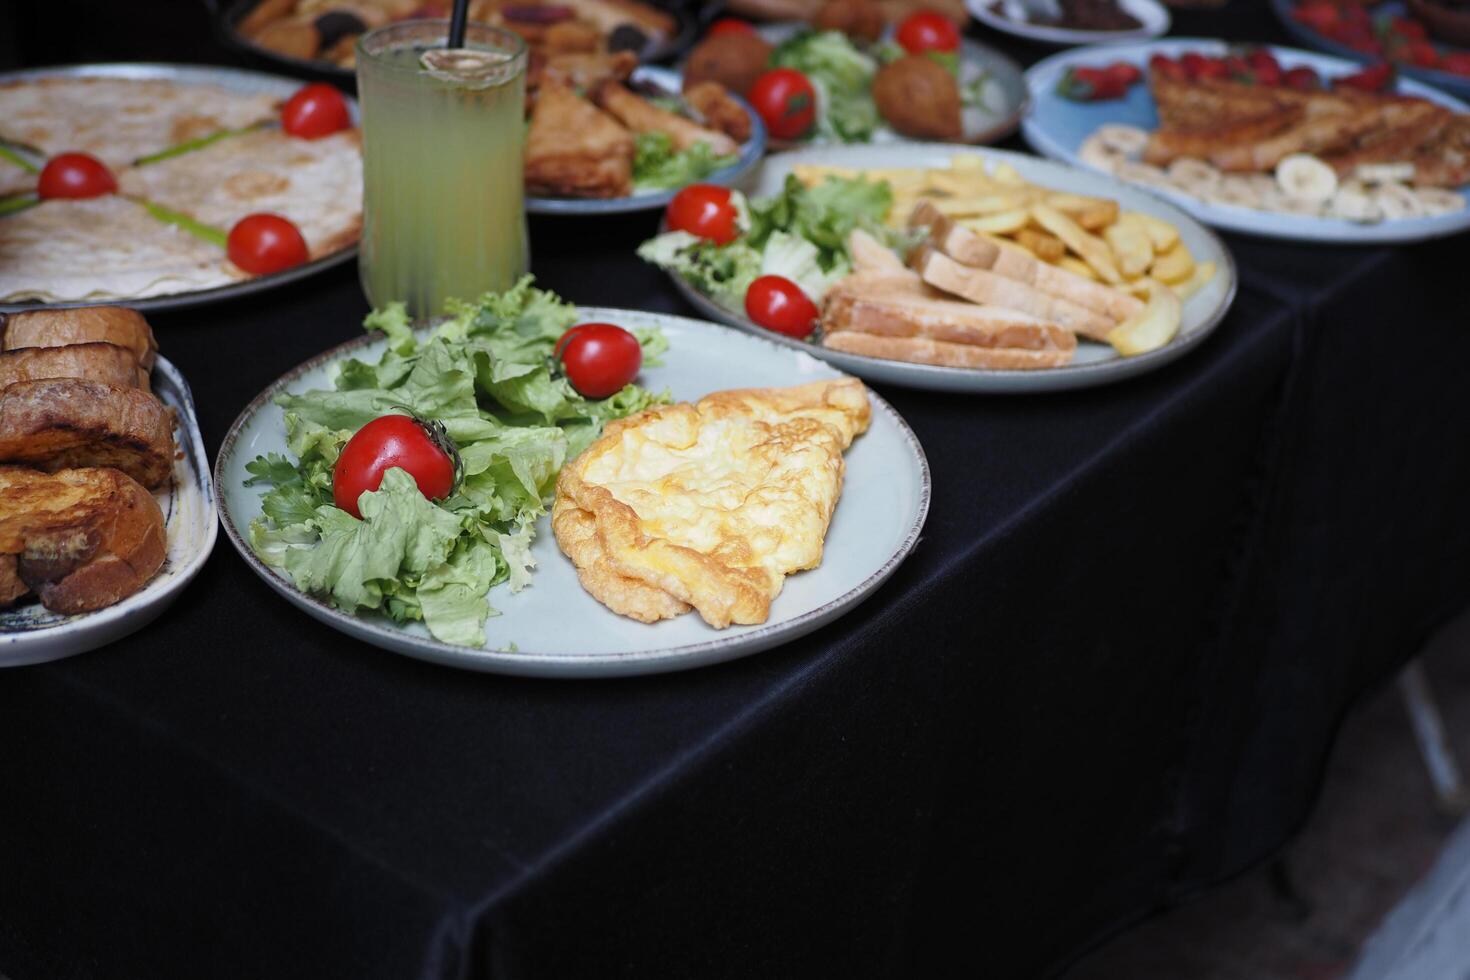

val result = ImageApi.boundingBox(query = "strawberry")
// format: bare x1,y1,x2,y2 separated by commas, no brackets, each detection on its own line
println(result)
1283,65,1321,89
1106,61,1143,86
1405,40,1441,68
1149,53,1187,81
1335,61,1396,91
1293,0,1341,32
1441,52,1470,76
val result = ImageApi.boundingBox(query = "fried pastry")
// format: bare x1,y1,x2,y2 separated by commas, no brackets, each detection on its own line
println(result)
524,81,635,198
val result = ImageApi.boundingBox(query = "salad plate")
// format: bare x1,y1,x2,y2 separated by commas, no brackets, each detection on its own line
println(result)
0,63,360,314
524,66,768,216
1270,0,1470,103
1,357,219,667
678,22,1029,149
215,306,930,678
1022,39,1470,243
656,143,1236,394
968,0,1171,47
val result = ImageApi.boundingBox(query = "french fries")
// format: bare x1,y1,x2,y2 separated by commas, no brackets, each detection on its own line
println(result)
789,155,1217,355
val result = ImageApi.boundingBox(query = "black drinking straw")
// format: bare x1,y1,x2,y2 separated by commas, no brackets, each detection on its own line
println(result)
447,0,469,48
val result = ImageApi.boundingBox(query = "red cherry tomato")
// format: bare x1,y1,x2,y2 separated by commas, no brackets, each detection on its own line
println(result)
895,10,960,54
707,17,755,36
556,322,643,398
281,83,352,139
36,152,116,199
333,414,458,518
744,275,818,338
226,213,310,275
748,67,818,140
665,184,739,245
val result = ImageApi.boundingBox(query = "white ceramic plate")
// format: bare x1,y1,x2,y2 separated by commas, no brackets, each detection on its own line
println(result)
214,308,931,678
969,0,1170,46
0,356,219,667
524,66,768,216
1023,39,1470,243
659,143,1236,393
678,23,1030,149
0,63,360,313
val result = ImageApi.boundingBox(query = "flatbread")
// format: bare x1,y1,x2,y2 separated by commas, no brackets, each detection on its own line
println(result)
0,197,238,303
0,78,279,174
117,128,363,259
0,155,35,197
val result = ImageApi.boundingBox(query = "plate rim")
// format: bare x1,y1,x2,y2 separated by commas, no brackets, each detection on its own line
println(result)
0,355,221,662
1022,38,1470,244
657,141,1238,393
524,66,769,216
213,306,933,676
0,61,361,313
967,0,1171,47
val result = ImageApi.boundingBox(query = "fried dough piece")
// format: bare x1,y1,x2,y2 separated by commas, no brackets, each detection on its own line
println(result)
0,342,149,391
553,379,870,628
2,306,157,369
873,55,962,141
682,81,753,143
524,81,635,199
682,32,774,99
815,0,885,40
0,379,175,490
0,465,166,614
538,50,638,92
594,82,740,155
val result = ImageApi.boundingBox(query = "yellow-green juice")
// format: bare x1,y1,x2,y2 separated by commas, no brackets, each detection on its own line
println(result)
357,22,528,318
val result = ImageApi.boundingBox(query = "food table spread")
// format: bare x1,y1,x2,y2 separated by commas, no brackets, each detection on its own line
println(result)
4,2,1470,978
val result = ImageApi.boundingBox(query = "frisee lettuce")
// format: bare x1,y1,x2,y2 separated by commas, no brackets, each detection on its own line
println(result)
245,277,670,647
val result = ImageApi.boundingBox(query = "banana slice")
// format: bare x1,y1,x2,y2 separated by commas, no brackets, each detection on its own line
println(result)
1412,187,1467,216
1373,182,1422,221
1327,183,1381,223
1079,135,1123,174
1208,175,1266,210
1354,162,1415,185
1261,186,1325,216
1166,157,1222,193
1114,161,1171,187
1275,154,1338,205
1094,124,1150,158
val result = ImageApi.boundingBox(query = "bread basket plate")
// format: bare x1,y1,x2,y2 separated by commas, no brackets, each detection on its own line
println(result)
525,67,769,216
215,307,930,678
1023,39,1470,243
968,0,1170,47
662,143,1236,393
0,63,359,314
0,357,219,667
677,23,1030,149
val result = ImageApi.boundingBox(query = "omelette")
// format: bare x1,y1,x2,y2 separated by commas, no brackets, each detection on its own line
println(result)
553,379,871,628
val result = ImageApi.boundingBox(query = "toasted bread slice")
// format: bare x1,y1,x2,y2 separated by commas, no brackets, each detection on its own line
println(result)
2,306,158,370
822,330,1074,369
824,273,1076,352
0,465,166,614
910,244,1118,341
909,202,1144,324
0,554,27,607
0,342,149,391
0,379,175,490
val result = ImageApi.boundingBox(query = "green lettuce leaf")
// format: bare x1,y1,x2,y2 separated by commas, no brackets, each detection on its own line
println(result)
632,132,738,191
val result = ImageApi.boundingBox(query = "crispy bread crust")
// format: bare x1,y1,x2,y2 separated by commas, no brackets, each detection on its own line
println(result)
2,306,158,369
822,329,1075,369
913,244,1117,340
0,465,165,614
0,379,175,490
0,554,26,607
0,342,149,391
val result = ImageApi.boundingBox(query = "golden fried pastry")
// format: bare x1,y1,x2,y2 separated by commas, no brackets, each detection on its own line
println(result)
524,80,635,198
872,55,962,141
682,32,775,99
553,379,871,628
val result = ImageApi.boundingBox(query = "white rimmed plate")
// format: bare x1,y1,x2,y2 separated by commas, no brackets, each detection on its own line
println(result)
969,0,1170,46
1023,39,1470,243
525,66,768,216
660,143,1236,393
0,63,360,313
214,307,931,678
0,356,220,667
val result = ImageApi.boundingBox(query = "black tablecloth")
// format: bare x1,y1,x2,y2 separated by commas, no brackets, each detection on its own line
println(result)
4,4,1469,979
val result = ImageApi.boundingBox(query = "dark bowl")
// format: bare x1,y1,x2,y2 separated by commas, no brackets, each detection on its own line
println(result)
1407,0,1470,48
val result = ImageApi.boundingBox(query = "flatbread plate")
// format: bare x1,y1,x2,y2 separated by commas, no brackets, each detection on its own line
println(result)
664,143,1236,394
0,63,361,312
967,0,1170,46
215,307,931,678
0,357,219,667
1023,39,1470,243
525,66,768,216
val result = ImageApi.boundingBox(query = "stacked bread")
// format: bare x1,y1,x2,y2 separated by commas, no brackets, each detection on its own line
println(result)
0,307,174,615
819,201,1147,369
